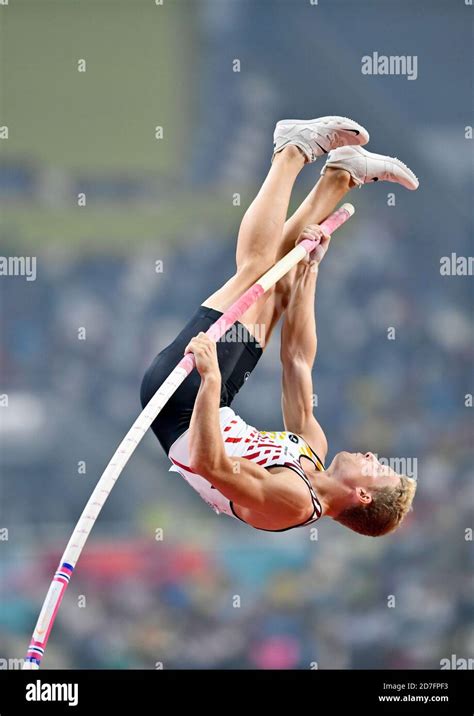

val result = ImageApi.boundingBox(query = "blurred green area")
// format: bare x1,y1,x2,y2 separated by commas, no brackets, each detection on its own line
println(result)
0,192,246,251
1,0,238,250
2,0,189,172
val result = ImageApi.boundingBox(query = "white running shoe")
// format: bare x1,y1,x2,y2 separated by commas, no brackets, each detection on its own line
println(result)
273,116,370,163
321,145,419,190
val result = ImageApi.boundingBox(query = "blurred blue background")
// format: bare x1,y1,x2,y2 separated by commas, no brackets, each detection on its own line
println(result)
1,0,473,669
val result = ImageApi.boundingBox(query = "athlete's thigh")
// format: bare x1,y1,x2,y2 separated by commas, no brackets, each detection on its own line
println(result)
204,263,296,348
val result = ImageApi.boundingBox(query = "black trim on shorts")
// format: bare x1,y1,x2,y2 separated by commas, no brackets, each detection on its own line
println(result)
140,305,263,455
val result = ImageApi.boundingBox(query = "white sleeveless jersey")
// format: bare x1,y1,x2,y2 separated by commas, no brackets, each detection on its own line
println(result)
168,407,324,531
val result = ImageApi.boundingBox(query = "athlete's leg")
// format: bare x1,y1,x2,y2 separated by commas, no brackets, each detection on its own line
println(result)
234,146,305,271
203,160,352,345
142,146,304,449
269,141,419,314
253,140,418,344
144,167,353,452
245,167,354,347
203,117,369,341
203,145,305,316
277,167,353,261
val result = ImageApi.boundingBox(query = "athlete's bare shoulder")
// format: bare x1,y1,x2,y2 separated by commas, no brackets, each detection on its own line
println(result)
297,418,328,466
232,464,315,531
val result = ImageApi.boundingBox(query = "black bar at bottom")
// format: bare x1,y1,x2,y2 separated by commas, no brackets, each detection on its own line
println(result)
0,669,471,715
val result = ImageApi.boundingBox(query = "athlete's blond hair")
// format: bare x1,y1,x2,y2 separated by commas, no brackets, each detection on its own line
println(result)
335,476,416,537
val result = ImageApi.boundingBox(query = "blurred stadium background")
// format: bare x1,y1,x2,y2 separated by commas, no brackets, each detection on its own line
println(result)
1,0,473,669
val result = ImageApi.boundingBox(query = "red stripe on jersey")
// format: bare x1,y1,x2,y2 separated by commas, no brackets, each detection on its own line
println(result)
225,437,242,443
253,443,283,449
170,457,197,474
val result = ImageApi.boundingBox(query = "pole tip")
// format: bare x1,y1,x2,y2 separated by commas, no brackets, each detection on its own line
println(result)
341,202,355,217
22,661,40,670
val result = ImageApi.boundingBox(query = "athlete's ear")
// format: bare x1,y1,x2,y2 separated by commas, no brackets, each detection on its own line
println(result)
355,487,372,505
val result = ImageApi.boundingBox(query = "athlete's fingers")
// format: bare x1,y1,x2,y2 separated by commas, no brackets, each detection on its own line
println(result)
298,224,331,263
296,223,330,248
317,233,331,253
297,228,319,243
296,233,321,262
184,333,217,358
185,333,220,379
315,224,331,242
311,234,331,263
185,335,206,355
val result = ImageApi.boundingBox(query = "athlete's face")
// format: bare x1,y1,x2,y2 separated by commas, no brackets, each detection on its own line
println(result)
329,451,401,491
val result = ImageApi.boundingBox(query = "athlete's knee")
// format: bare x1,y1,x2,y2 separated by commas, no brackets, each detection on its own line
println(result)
323,166,352,188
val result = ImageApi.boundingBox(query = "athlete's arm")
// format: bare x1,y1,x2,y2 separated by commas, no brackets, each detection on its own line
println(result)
186,333,312,521
280,225,330,461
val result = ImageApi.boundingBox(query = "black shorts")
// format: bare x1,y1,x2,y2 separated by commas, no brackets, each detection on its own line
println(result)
140,305,263,455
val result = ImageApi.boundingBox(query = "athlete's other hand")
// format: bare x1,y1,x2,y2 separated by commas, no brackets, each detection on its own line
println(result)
296,224,331,264
185,332,220,380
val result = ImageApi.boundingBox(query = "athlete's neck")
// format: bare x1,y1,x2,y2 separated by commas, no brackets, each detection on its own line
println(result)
306,463,353,518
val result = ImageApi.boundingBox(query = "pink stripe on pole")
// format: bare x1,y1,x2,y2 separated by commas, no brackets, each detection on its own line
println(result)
177,353,196,375
207,284,265,341
176,284,265,378
299,205,352,258
297,238,316,254
320,205,352,234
